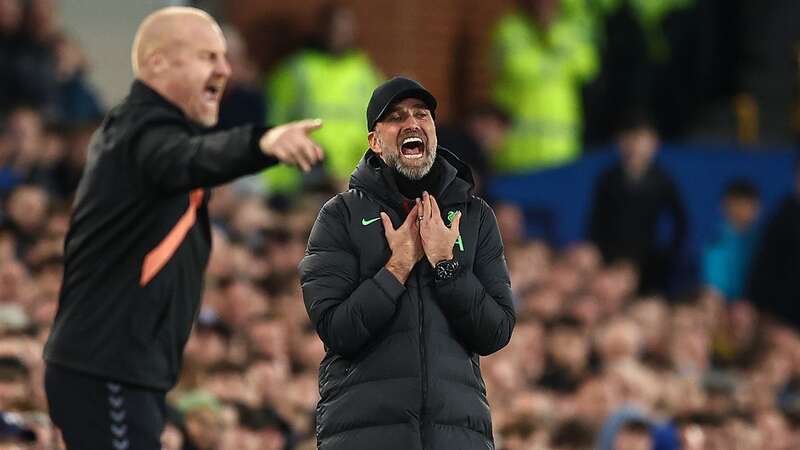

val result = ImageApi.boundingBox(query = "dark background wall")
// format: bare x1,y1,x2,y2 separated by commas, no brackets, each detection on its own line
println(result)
225,0,517,123
224,0,800,144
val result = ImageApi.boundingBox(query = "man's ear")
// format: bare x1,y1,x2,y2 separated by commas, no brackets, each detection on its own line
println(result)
368,131,381,154
150,51,168,76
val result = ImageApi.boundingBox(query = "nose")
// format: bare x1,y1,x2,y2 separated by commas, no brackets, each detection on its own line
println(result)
216,55,232,78
402,113,422,130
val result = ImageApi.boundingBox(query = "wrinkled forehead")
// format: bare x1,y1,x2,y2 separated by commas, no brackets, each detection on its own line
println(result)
387,97,430,113
167,15,226,54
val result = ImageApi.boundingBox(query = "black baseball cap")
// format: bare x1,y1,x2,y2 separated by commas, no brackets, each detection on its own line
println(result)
367,76,437,131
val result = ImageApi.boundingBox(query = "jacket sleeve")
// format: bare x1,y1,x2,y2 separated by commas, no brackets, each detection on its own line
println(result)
434,199,515,356
299,196,406,359
132,117,278,193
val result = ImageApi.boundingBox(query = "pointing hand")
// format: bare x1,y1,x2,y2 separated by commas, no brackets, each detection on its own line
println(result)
259,119,324,172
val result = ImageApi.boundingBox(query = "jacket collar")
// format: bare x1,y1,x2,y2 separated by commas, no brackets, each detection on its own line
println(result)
127,80,200,128
349,146,474,208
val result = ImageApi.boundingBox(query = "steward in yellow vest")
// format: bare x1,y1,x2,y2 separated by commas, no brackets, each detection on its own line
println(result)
491,2,599,173
262,5,382,193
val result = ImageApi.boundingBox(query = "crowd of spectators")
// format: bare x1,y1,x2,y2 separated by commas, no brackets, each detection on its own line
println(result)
3,177,800,449
1,0,800,449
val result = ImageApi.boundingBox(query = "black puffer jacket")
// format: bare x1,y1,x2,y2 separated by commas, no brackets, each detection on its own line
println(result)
299,148,515,450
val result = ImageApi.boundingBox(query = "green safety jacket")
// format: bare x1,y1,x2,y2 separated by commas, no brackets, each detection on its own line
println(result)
491,11,599,173
263,49,382,192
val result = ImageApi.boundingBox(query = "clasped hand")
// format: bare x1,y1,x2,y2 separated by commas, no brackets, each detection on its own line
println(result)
382,191,461,283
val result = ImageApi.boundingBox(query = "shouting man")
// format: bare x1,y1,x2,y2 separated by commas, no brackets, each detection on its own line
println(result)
300,76,515,449
44,7,323,449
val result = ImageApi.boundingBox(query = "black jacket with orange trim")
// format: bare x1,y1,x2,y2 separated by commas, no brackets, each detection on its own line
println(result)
44,80,277,390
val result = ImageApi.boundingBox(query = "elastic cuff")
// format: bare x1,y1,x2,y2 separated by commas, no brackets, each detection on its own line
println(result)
373,266,406,303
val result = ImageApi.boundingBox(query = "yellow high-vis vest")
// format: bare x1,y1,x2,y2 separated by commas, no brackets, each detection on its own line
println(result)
262,50,382,193
491,12,598,173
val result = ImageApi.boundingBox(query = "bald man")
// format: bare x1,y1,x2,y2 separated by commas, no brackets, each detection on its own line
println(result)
42,7,323,449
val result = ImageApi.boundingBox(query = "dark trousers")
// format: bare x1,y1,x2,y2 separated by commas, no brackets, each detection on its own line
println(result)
45,364,166,450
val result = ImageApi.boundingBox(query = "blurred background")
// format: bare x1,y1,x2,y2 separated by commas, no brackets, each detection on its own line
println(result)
1,0,800,448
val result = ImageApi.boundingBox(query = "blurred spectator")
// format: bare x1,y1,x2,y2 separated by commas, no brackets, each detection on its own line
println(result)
582,0,700,143
739,0,800,145
0,357,29,410
237,406,292,450
538,316,591,393
51,32,103,125
263,2,382,193
161,405,186,450
596,317,643,368
246,315,289,362
493,201,527,249
1,107,46,195
437,104,510,195
612,418,654,450
748,160,800,329
12,0,61,117
497,414,545,450
549,419,595,450
711,300,764,369
597,409,653,450
0,0,25,112
50,121,94,197
0,0,102,126
702,179,760,302
215,25,266,131
490,0,598,173
184,311,233,370
1,185,49,260
0,124,13,195
0,107,82,199
177,391,224,450
587,113,687,294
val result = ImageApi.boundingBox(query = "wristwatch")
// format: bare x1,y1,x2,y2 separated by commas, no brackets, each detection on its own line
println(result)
434,258,460,282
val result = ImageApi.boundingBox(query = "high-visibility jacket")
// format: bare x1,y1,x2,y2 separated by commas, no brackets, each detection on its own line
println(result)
491,12,598,173
262,49,382,192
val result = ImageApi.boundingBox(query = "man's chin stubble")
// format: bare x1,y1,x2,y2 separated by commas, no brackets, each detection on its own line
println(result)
390,150,436,180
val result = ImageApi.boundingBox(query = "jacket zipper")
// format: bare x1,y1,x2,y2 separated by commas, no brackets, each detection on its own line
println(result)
417,270,428,450
374,196,429,448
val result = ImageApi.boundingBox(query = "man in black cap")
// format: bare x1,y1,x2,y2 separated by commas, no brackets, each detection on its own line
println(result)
300,76,516,450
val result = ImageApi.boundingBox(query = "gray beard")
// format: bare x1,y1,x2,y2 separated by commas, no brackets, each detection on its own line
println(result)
380,139,437,181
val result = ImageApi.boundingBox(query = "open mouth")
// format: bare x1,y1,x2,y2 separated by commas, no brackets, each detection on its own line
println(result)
400,136,425,159
203,83,223,102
